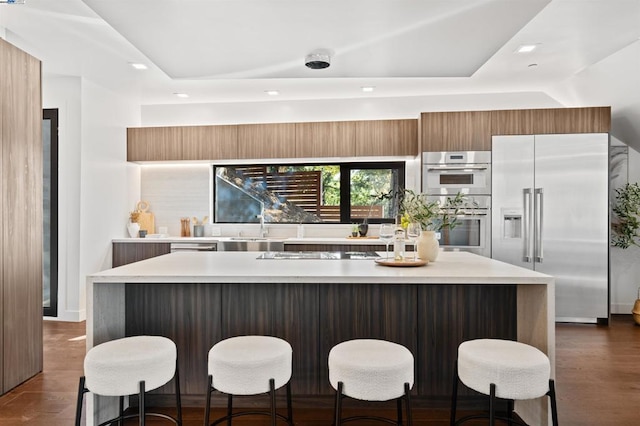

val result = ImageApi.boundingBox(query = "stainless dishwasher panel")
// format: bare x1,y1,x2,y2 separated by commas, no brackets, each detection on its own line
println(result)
170,242,217,252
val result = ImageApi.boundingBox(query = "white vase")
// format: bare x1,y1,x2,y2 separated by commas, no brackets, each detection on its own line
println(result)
127,221,140,238
417,230,439,262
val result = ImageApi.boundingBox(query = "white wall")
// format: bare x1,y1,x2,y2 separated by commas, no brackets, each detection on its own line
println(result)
547,40,640,315
42,76,83,322
142,91,561,126
43,75,140,321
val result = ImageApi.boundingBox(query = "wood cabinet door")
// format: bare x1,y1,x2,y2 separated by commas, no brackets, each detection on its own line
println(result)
355,119,418,156
0,39,43,394
127,127,183,161
112,242,171,267
491,109,534,135
295,121,356,158
422,111,491,151
532,107,611,134
181,125,238,160
238,123,296,159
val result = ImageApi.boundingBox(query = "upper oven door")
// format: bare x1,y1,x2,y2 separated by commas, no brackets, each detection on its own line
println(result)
423,164,491,195
422,151,491,195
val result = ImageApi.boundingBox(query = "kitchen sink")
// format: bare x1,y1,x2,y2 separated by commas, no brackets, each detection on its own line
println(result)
218,239,284,252
257,251,380,260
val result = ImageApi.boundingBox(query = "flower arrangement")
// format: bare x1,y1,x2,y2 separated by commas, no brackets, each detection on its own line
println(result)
399,189,467,231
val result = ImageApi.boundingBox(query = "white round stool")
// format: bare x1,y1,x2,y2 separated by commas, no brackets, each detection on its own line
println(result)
451,339,558,426
328,339,414,425
74,335,181,426
204,335,294,426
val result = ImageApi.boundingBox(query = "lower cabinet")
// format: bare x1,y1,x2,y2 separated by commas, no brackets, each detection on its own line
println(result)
112,242,171,267
124,282,516,407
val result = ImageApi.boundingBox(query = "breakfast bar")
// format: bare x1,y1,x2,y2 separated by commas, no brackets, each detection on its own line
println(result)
86,250,554,425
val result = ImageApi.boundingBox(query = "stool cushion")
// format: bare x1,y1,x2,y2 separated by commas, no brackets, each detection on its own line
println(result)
328,339,414,402
84,336,176,396
458,339,550,400
208,335,292,395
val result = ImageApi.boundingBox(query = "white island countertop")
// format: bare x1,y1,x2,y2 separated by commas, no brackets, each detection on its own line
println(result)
91,250,552,285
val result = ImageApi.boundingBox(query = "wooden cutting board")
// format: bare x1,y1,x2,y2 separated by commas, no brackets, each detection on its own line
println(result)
134,201,155,234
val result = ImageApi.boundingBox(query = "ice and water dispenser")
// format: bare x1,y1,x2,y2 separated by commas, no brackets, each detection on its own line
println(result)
500,208,522,239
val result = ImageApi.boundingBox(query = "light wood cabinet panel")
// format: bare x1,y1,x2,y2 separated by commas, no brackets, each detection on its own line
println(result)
422,111,491,151
355,119,418,156
532,107,611,134
0,39,43,394
491,109,534,135
237,123,296,159
295,121,355,158
127,127,183,161
421,112,446,152
181,125,238,160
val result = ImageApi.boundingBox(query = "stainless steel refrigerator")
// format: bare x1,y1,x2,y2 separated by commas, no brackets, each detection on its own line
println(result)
492,134,609,323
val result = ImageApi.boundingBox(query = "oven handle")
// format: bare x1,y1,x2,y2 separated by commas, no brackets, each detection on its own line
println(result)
426,166,489,171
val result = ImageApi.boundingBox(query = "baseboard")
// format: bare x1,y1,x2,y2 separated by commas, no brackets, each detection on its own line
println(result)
43,308,86,322
611,303,634,314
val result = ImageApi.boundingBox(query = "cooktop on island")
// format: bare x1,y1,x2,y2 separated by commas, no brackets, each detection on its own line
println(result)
257,251,380,260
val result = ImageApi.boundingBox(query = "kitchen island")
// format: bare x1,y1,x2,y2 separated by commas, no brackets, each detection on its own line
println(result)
87,251,554,425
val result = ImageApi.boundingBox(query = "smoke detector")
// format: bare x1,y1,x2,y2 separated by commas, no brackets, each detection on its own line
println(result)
305,50,331,69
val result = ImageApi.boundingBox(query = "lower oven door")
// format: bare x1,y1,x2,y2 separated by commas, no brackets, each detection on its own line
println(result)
438,212,490,257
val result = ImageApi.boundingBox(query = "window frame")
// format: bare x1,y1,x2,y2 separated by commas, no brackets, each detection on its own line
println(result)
212,161,405,224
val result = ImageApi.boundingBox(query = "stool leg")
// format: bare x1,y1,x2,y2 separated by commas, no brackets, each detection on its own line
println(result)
450,361,458,426
75,376,86,426
507,399,514,426
269,378,277,426
335,381,344,426
139,380,146,426
405,382,413,426
175,360,183,425
227,394,233,426
489,383,496,426
204,375,213,426
119,395,124,426
286,381,294,425
548,379,559,426
396,397,403,426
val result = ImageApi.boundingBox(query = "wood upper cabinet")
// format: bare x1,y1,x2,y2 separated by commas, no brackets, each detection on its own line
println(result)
355,119,418,156
491,109,534,135
532,107,611,134
127,126,183,161
237,123,296,159
295,121,356,158
422,111,491,151
181,125,238,160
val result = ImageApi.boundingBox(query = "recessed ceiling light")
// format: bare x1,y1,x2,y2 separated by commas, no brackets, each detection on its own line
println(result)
265,90,280,96
129,63,148,70
361,86,375,93
516,44,538,53
173,93,189,98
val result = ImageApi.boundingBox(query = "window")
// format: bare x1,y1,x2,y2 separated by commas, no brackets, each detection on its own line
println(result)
213,162,404,224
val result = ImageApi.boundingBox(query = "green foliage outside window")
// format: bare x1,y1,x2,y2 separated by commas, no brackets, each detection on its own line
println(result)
612,182,640,249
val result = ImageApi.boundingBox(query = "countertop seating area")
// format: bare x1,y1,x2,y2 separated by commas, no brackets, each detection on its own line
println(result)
85,250,555,426
1,316,640,424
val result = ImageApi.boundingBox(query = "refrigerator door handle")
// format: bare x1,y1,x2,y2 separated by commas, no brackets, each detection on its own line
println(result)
535,188,544,263
523,188,533,263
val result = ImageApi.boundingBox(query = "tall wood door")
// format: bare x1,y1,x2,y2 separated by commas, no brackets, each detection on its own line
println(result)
355,119,418,156
181,125,238,160
127,127,183,161
0,39,43,394
295,121,356,158
237,123,296,159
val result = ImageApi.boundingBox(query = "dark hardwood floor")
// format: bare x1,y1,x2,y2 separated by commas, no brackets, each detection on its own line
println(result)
0,315,638,425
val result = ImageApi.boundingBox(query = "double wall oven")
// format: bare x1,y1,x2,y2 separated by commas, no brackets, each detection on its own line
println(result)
422,151,491,257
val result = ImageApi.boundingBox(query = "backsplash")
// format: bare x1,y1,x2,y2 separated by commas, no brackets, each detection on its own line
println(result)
140,165,211,236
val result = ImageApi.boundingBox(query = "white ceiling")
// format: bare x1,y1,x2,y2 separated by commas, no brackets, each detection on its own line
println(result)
0,0,639,105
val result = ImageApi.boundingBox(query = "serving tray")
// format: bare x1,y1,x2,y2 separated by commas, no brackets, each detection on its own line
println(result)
374,258,428,267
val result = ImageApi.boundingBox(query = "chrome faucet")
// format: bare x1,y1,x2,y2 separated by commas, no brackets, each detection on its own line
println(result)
257,212,268,238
